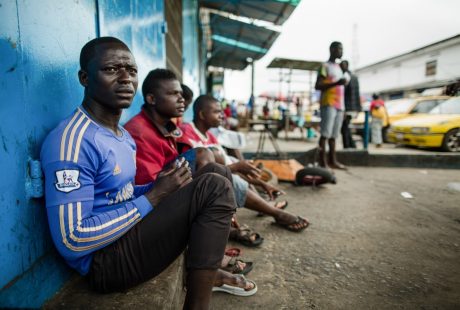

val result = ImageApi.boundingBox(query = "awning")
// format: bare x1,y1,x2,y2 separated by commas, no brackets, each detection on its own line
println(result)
267,58,322,71
208,13,280,70
200,0,301,25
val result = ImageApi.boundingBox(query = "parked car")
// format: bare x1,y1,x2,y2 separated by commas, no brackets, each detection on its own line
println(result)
350,95,450,141
385,95,450,124
387,96,460,152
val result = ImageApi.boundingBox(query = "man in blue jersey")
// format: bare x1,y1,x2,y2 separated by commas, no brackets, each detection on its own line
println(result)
40,37,236,308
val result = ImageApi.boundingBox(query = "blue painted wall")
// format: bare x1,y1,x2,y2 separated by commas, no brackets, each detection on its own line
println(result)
98,0,166,124
182,0,200,122
0,0,166,308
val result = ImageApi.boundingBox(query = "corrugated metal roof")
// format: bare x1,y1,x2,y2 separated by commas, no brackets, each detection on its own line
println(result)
267,57,322,71
207,14,280,70
200,0,300,25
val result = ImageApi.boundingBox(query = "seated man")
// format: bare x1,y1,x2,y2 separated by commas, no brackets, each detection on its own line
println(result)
177,94,310,233
40,37,238,307
124,69,257,294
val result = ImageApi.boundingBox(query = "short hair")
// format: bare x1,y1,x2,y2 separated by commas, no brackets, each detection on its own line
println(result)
341,60,349,66
142,68,177,99
181,84,194,103
193,95,218,120
80,37,129,71
330,41,342,50
372,93,379,100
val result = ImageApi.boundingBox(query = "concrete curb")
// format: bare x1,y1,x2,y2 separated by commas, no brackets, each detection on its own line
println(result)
244,149,460,169
44,254,186,309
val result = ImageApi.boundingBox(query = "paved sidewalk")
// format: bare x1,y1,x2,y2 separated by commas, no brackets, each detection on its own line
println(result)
211,167,460,309
242,129,450,156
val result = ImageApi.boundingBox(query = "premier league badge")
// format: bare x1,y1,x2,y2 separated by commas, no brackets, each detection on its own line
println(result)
55,169,81,193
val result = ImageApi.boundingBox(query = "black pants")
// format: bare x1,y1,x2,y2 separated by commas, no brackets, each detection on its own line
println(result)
88,163,236,293
341,114,356,148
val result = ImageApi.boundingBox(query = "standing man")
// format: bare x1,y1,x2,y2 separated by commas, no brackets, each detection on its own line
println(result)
40,37,236,308
315,41,347,169
340,60,361,149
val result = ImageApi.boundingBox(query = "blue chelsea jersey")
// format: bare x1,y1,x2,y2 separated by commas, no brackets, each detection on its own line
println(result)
41,107,153,275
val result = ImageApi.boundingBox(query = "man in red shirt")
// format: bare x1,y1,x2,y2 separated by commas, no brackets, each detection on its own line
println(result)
125,69,257,296
177,95,309,233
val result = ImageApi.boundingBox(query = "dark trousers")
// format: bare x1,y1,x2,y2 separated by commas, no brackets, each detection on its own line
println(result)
341,114,356,149
88,163,236,293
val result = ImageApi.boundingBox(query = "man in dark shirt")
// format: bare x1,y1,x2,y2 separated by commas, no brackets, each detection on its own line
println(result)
340,60,361,148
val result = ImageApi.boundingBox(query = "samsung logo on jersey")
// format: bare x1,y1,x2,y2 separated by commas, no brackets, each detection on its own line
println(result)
55,169,81,193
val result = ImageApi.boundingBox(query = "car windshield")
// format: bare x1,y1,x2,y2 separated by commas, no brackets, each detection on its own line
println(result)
386,99,414,115
429,97,460,114
410,99,444,114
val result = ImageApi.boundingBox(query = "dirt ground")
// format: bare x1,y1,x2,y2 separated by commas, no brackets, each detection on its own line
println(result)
211,167,460,310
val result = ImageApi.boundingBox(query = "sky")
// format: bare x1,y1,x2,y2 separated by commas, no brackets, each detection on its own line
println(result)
223,0,460,101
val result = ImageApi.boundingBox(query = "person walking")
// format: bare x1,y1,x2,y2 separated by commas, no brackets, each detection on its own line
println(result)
340,60,361,148
315,41,347,169
370,93,388,148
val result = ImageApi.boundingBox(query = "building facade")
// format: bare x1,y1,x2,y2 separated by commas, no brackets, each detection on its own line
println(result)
356,34,460,100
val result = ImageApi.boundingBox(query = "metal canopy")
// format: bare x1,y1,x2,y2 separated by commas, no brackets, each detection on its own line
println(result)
267,58,322,71
208,40,260,70
208,14,280,70
201,0,300,25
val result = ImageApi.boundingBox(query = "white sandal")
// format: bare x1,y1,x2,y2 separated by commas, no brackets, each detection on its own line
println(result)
212,277,257,296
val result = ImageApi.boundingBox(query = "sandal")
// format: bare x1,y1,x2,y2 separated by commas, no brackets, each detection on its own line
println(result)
272,216,309,232
212,276,257,297
229,224,264,247
257,200,288,217
221,256,253,275
224,247,242,257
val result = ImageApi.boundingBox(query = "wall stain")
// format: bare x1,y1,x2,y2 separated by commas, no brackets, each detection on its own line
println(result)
1,133,8,153
7,37,17,49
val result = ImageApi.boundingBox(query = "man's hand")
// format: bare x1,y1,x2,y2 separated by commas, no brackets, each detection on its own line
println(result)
145,158,193,206
228,160,261,179
258,181,286,201
336,78,347,86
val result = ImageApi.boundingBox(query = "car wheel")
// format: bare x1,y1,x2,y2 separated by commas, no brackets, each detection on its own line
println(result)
442,128,460,152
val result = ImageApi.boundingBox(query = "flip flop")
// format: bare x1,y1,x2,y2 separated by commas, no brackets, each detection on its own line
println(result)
221,257,254,275
229,224,264,247
272,216,309,232
224,247,242,257
212,278,258,297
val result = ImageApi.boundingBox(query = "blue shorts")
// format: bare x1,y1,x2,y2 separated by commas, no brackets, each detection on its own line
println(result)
232,174,248,208
320,106,344,139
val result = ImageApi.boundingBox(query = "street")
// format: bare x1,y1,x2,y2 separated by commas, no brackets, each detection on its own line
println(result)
211,167,460,309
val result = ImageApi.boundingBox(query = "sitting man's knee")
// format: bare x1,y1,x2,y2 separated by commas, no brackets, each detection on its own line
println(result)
209,147,226,165
200,162,232,181
194,147,215,170
197,172,236,210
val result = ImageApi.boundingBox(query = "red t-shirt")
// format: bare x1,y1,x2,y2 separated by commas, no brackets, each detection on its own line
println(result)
124,110,182,185
177,123,219,153
370,99,385,111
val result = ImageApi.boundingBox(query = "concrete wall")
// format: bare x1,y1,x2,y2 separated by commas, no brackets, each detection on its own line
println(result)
0,0,167,308
356,36,460,96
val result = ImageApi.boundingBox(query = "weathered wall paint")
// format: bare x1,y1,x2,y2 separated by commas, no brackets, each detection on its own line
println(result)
0,0,166,307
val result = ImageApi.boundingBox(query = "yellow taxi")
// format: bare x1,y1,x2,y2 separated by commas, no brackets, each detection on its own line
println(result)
384,95,450,124
351,95,450,128
387,96,460,152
